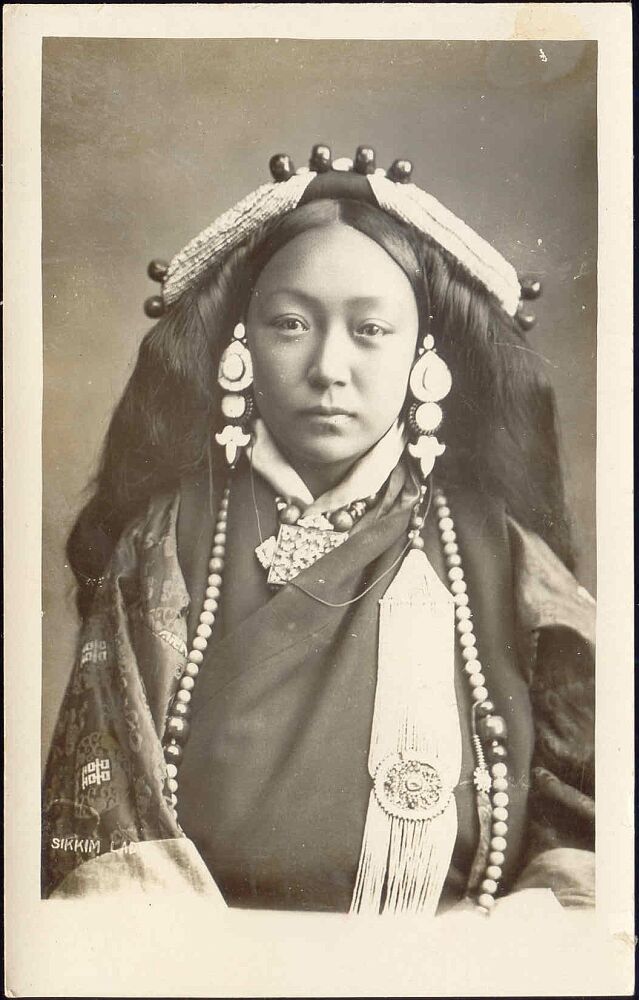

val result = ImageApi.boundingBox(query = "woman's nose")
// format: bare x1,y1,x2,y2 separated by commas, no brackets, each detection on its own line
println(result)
306,325,351,389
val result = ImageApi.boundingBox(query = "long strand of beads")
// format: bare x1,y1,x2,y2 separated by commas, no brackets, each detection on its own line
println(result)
433,487,510,914
162,478,232,817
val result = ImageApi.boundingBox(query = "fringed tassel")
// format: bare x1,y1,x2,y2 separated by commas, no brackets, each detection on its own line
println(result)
386,798,458,914
350,791,390,914
350,548,462,916
351,795,458,916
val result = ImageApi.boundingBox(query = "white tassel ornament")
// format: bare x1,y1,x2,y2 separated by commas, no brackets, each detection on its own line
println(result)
350,548,461,915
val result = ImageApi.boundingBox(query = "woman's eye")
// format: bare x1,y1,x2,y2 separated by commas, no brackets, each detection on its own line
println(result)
357,322,389,338
273,317,308,333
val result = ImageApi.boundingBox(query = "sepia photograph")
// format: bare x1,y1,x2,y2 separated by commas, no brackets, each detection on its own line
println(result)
41,32,598,912
4,4,634,997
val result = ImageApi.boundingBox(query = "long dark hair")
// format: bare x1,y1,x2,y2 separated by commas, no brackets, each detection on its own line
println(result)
67,198,574,616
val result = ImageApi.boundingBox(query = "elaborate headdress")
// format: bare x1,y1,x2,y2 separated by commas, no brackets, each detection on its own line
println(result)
143,144,541,327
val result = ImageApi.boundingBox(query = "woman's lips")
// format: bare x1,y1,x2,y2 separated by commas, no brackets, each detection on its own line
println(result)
301,406,356,417
299,407,356,428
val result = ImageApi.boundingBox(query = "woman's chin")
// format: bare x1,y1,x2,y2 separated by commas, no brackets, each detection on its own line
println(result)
286,438,367,477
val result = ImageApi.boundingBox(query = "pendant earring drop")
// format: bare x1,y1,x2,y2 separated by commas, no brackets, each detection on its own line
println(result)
407,333,451,478
215,322,255,467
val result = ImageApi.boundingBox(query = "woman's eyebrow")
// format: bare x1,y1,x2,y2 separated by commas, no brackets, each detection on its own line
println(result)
259,289,395,309
345,296,395,309
258,288,319,306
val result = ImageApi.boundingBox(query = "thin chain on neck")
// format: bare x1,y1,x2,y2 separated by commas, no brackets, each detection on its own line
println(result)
256,471,434,609
289,539,414,608
249,448,265,545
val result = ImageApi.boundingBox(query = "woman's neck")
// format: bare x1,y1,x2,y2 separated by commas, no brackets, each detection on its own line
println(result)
274,445,362,500
249,418,407,513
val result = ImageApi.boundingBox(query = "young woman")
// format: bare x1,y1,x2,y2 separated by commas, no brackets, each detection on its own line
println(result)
43,146,595,915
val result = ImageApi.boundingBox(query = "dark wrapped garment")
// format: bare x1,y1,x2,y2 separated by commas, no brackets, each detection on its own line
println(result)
42,460,594,908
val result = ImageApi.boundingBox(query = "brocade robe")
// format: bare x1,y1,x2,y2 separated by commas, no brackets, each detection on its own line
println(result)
42,458,595,909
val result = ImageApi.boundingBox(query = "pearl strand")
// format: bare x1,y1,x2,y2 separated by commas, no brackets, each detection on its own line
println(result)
162,479,231,815
433,488,510,913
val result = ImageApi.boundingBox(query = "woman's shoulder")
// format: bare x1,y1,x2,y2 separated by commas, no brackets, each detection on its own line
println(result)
119,489,181,545
442,485,509,549
444,484,595,651
104,490,181,581
505,514,595,645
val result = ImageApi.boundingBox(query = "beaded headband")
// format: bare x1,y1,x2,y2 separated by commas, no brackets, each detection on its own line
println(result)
144,144,542,326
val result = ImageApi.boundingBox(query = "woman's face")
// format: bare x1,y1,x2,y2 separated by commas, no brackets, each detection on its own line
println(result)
246,224,419,491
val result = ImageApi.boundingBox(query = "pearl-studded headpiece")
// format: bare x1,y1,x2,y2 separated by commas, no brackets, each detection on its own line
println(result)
144,144,542,326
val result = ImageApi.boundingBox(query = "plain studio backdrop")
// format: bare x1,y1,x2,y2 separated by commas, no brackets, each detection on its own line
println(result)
41,38,597,764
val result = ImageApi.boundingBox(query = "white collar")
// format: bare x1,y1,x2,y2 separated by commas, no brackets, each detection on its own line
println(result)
248,418,406,516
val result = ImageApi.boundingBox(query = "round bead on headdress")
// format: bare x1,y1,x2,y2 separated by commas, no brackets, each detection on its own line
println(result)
143,144,542,325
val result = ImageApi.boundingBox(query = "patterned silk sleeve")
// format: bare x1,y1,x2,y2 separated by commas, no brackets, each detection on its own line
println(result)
42,493,191,897
507,517,595,907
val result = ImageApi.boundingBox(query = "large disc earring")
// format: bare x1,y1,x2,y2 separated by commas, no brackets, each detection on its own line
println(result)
215,322,255,467
406,333,451,479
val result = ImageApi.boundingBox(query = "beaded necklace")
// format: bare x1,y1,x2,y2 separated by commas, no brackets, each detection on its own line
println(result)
161,471,510,914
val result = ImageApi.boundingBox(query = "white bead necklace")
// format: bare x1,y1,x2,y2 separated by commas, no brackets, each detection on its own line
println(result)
432,489,510,913
162,481,230,795
161,475,510,912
